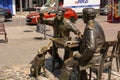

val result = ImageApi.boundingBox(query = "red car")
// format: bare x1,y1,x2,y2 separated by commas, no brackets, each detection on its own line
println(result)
26,7,78,24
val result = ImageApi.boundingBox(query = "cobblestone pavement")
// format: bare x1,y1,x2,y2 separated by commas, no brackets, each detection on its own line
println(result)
0,58,120,80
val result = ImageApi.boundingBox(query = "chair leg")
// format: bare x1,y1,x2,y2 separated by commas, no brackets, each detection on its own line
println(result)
118,45,120,71
95,70,99,80
116,57,119,72
97,69,103,80
5,34,8,43
118,56,120,71
108,66,112,80
97,70,100,80
77,67,80,80
89,68,92,80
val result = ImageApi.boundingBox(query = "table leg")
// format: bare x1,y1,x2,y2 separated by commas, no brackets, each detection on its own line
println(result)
52,41,55,72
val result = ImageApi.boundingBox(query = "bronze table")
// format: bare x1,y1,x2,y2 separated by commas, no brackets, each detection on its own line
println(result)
50,38,79,71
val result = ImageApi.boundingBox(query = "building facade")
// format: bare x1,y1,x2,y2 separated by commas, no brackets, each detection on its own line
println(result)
0,0,45,15
0,0,15,15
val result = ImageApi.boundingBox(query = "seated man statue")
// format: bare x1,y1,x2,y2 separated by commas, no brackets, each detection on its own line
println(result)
38,8,80,69
59,8,106,80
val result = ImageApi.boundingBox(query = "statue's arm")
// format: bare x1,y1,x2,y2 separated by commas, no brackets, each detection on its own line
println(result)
67,19,80,35
38,13,54,26
79,28,96,62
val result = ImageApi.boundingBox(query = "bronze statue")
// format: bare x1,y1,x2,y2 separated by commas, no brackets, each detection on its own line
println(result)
59,8,106,80
38,8,80,69
30,47,48,78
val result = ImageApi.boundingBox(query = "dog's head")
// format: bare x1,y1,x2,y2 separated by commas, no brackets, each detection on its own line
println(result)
38,46,49,55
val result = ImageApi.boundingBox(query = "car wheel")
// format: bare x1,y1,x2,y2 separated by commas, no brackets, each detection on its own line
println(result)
69,16,76,23
0,15,5,22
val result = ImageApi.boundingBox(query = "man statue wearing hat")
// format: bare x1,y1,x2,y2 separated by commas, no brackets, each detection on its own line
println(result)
59,8,106,80
39,8,80,69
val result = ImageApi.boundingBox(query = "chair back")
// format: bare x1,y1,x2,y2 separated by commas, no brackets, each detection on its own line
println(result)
0,22,8,43
0,22,6,34
102,41,116,56
116,31,120,53
97,41,116,80
115,31,120,72
116,31,120,54
100,41,116,65
77,41,116,80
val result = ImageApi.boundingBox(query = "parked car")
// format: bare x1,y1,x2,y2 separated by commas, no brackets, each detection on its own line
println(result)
26,7,78,24
0,8,12,22
100,5,109,15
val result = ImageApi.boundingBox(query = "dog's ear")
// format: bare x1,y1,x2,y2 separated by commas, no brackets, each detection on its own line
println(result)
38,47,43,54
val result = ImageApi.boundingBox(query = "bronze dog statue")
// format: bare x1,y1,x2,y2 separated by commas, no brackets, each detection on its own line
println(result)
30,47,48,78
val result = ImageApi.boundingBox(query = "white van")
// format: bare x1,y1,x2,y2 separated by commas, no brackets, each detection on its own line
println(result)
62,0,100,15
40,0,100,15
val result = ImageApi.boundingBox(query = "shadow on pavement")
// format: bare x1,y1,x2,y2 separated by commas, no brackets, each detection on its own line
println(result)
34,37,46,40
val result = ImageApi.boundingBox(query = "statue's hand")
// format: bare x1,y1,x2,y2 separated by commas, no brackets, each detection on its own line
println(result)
75,32,83,40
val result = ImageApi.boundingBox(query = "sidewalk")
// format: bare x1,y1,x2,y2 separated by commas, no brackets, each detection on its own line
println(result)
0,25,52,66
0,14,120,80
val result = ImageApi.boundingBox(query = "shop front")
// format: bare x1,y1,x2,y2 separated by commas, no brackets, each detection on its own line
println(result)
0,0,15,15
107,0,120,23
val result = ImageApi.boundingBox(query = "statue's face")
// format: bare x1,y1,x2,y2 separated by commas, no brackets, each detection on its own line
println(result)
56,11,64,21
82,8,96,23
82,13,88,23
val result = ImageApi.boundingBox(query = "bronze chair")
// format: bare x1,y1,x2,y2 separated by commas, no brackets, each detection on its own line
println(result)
0,22,8,43
77,41,116,80
89,41,116,80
